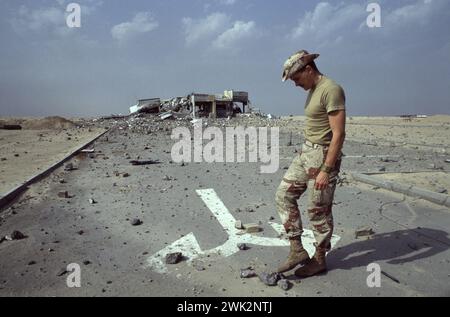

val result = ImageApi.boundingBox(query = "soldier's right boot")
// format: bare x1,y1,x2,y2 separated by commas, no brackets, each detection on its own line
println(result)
277,238,310,273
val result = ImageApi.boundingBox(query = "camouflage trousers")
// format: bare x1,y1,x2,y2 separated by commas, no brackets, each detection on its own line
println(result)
275,142,342,251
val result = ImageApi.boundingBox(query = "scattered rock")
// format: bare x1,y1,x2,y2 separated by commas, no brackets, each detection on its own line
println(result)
165,252,183,265
27,261,37,266
131,218,143,226
355,227,375,239
244,206,255,213
58,191,69,198
240,268,257,279
378,166,386,172
277,279,292,291
244,223,263,233
89,198,96,204
76,230,85,235
130,160,160,166
57,268,68,277
259,272,284,286
11,230,26,240
83,260,92,266
436,188,448,194
237,243,249,251
235,220,244,230
64,163,76,171
122,173,130,178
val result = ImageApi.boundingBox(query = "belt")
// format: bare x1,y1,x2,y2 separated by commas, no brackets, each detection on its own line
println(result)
304,140,327,149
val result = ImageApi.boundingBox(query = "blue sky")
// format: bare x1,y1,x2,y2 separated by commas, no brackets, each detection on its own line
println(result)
0,0,449,117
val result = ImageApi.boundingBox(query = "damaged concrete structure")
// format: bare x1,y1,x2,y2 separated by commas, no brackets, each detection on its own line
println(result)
129,90,250,119
129,98,161,115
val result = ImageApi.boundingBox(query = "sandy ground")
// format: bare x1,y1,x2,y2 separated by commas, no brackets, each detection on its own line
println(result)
0,117,105,196
282,115,450,151
376,172,449,194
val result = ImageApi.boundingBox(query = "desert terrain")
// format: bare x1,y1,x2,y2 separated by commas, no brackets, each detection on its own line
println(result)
0,114,449,297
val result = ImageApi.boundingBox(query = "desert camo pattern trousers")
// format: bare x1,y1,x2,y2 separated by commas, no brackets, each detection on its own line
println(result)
275,142,342,251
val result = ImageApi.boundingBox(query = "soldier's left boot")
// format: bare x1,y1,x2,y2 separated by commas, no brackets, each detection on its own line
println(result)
294,246,327,278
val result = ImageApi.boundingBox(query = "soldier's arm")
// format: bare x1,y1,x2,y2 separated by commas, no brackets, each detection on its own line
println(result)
324,110,346,169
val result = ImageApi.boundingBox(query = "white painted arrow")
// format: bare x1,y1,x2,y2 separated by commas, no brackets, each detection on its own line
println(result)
145,188,340,274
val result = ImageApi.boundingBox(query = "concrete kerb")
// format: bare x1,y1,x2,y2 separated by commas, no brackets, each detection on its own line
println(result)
0,128,111,210
350,172,450,208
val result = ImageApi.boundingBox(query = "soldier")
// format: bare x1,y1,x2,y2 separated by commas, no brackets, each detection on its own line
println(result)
275,50,346,278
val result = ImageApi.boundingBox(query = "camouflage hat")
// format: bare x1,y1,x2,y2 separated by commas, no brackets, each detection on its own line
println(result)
281,50,320,82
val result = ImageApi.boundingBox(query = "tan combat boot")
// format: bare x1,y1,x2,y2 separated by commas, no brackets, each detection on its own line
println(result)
294,247,327,278
277,239,310,273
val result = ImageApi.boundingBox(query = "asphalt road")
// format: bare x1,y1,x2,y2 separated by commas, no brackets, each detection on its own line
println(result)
0,127,449,297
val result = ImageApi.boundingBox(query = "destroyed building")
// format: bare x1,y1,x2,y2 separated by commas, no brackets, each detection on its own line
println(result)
129,90,250,119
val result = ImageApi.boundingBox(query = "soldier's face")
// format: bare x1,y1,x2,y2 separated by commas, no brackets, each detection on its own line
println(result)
291,67,312,91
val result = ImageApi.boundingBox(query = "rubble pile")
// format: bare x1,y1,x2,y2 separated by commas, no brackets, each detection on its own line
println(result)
160,96,192,113
93,112,282,134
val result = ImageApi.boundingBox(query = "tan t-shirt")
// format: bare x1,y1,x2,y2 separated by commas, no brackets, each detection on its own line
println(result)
304,76,346,145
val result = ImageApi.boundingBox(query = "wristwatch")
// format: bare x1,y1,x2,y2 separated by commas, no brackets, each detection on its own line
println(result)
320,164,333,174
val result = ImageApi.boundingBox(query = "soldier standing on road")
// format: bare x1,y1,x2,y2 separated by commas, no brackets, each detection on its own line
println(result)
275,50,346,278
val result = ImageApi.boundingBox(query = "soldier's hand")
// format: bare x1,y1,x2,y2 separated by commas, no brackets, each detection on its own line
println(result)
315,171,329,190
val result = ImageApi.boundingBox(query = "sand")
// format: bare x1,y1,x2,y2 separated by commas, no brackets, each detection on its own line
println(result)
0,117,105,196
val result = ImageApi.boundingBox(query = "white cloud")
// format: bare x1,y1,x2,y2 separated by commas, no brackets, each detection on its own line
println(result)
12,5,65,32
9,1,103,37
384,0,447,28
218,0,238,5
54,0,104,15
111,12,159,42
182,12,229,45
212,20,256,50
290,2,365,41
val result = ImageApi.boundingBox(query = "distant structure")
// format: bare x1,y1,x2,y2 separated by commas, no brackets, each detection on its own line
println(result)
130,90,250,119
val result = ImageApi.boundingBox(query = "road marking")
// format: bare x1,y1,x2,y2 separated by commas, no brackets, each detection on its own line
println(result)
146,188,341,274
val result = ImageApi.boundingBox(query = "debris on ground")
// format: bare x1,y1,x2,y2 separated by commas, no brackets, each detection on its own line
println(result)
0,124,22,130
381,271,400,284
11,231,25,240
237,243,249,251
165,252,183,265
235,220,244,230
56,268,68,277
243,223,263,234
259,272,284,286
64,163,76,171
131,219,143,226
58,191,69,199
130,160,160,166
240,267,257,278
277,279,292,291
355,226,375,239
